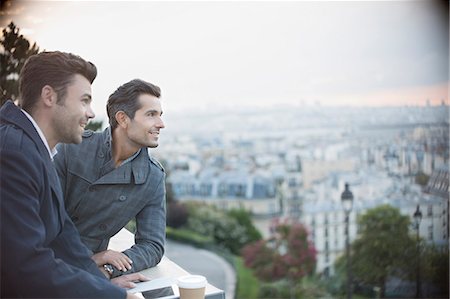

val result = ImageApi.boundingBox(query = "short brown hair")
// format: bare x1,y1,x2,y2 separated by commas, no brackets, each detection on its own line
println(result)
107,79,161,130
19,51,97,113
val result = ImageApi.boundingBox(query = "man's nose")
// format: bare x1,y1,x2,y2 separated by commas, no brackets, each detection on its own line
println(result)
87,105,95,119
157,117,165,129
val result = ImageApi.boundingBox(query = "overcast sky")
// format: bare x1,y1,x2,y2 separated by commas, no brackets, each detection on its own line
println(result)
1,0,448,122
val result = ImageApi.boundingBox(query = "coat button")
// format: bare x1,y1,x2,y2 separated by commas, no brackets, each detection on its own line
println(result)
99,223,107,231
98,152,104,158
119,195,127,202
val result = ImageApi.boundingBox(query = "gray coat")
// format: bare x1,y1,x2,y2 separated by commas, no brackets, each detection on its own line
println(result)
54,128,166,277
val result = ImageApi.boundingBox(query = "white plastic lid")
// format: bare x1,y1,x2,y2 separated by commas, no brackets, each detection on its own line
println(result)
176,275,207,289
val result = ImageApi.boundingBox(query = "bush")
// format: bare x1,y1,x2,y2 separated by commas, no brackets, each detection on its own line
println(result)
183,202,262,254
166,226,212,247
167,201,189,228
227,208,262,244
242,219,317,282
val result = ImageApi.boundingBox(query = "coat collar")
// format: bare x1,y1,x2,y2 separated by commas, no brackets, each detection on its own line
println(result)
93,127,150,185
0,101,65,223
0,101,51,164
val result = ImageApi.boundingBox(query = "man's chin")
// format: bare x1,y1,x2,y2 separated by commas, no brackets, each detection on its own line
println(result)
70,134,83,144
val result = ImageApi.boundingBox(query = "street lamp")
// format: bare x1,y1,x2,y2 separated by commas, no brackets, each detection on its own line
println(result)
413,205,422,298
341,183,354,299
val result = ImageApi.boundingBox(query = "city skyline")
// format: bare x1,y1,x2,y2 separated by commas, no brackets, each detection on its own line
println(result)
1,0,448,122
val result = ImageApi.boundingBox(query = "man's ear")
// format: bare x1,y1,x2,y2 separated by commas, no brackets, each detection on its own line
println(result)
41,85,57,107
115,111,129,128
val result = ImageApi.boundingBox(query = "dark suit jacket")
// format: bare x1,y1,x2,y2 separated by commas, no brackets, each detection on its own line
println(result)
0,101,126,298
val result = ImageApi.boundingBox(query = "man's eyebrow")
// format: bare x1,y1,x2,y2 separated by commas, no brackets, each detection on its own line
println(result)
145,109,163,115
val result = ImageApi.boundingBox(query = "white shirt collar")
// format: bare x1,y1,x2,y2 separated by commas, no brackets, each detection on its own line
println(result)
21,109,58,160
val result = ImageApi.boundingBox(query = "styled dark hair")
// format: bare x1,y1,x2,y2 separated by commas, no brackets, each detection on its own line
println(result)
19,51,97,113
107,79,161,130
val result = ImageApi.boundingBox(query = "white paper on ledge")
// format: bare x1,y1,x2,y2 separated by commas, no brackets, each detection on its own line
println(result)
128,277,176,294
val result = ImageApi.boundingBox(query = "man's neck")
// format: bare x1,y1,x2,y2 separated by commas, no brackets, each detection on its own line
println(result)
111,128,140,168
22,109,57,159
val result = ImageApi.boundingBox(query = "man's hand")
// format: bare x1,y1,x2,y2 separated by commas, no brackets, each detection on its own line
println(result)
111,273,150,289
92,249,133,271
126,293,142,299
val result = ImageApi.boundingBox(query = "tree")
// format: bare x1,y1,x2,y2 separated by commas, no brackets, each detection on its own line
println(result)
415,171,430,186
242,218,317,299
85,120,103,132
227,208,262,244
1,22,40,106
349,204,415,298
420,243,449,298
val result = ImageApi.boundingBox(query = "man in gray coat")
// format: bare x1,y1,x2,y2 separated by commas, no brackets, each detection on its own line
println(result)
54,79,166,278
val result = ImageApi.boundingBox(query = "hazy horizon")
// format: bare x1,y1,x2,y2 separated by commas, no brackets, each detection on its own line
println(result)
1,0,448,123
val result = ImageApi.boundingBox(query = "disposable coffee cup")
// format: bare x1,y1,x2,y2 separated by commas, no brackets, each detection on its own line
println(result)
177,275,207,299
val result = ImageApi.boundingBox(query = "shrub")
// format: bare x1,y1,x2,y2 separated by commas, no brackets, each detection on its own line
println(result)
167,201,189,228
183,202,262,254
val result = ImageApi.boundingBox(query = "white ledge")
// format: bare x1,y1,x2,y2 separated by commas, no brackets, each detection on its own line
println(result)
109,228,225,299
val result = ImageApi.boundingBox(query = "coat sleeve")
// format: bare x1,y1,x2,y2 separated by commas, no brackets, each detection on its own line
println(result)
0,147,126,298
115,172,166,277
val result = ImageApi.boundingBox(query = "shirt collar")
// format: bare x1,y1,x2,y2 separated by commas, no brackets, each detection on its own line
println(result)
21,109,57,160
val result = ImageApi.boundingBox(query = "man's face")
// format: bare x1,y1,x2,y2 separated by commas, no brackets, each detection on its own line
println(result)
53,74,95,144
125,93,165,149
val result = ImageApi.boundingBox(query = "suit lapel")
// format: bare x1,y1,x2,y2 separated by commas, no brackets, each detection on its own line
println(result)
0,101,67,226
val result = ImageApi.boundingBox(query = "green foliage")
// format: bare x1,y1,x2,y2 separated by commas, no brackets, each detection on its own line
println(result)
421,244,449,297
257,276,330,299
259,280,293,298
184,202,262,254
165,226,212,247
85,120,103,132
227,208,262,244
1,22,40,105
125,219,136,233
326,255,347,296
415,171,430,186
234,256,260,299
350,204,415,298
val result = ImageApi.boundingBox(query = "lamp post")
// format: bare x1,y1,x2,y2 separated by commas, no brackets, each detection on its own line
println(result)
413,205,422,298
341,183,354,299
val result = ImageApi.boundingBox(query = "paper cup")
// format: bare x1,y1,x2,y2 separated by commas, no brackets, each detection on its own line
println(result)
177,275,207,299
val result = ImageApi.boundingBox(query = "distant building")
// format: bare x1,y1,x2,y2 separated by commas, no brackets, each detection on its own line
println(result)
169,168,281,217
424,166,450,199
156,104,450,278
301,171,448,276
423,166,449,243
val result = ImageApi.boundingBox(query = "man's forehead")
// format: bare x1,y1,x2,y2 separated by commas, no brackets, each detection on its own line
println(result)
138,94,162,106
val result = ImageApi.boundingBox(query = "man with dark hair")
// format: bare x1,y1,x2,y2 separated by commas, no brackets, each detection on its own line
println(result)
0,51,146,298
54,79,166,278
